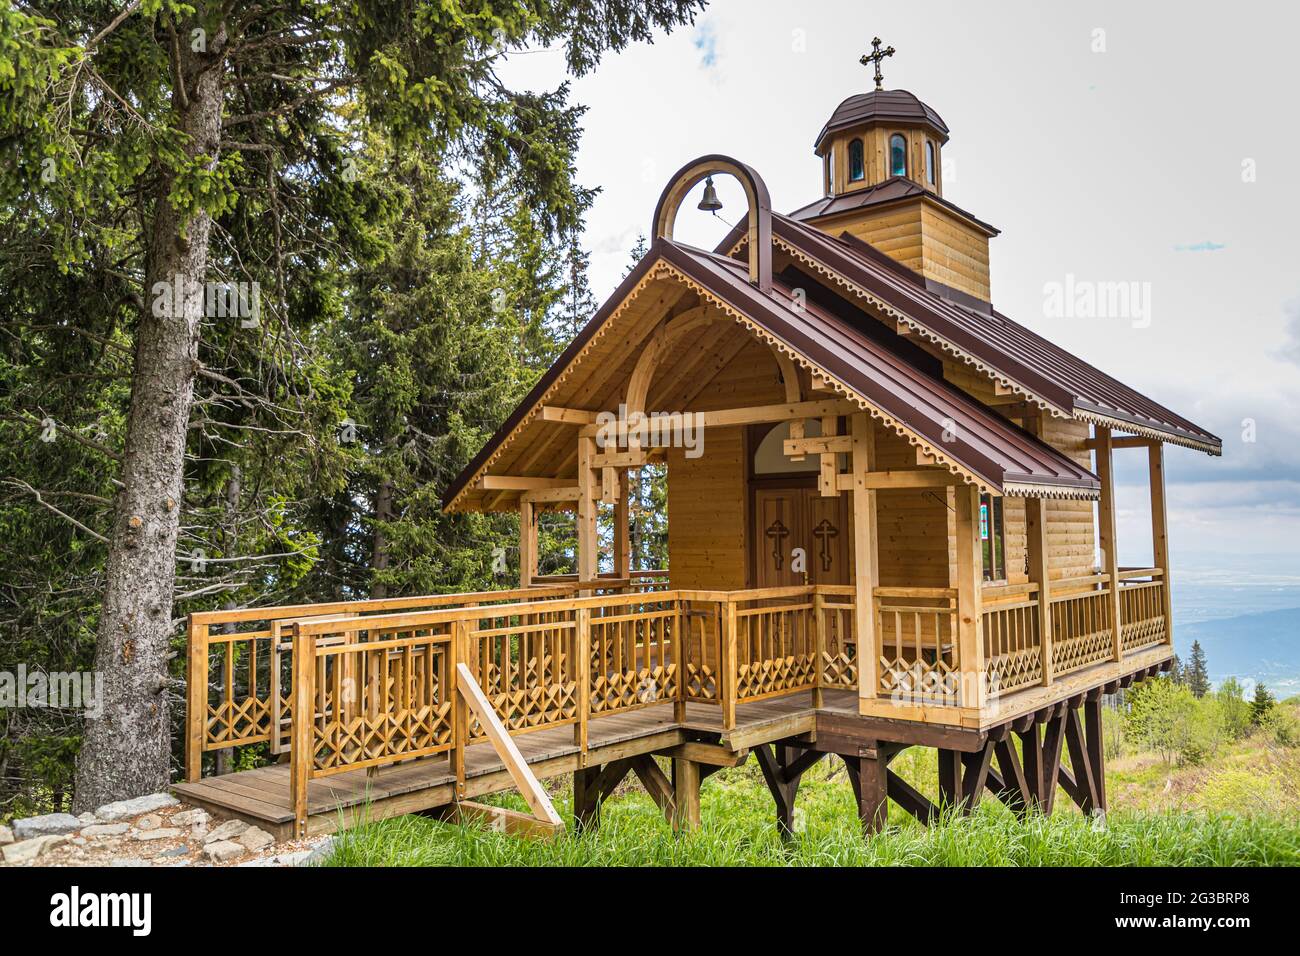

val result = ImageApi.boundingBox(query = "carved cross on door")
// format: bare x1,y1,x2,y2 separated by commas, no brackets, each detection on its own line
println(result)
812,518,839,572
765,518,790,570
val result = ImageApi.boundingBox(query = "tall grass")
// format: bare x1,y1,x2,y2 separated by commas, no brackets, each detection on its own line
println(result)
321,759,1300,867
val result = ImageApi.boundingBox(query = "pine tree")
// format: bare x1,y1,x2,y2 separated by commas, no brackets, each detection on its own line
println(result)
1187,640,1210,698
3,0,706,808
1251,682,1276,726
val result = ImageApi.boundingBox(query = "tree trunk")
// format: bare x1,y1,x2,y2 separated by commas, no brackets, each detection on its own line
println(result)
73,28,226,810
370,477,394,599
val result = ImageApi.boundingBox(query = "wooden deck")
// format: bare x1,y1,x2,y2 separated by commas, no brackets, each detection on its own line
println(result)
174,693,854,839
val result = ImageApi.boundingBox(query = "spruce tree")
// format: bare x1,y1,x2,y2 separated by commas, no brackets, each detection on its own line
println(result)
1187,640,1210,698
1251,682,1276,726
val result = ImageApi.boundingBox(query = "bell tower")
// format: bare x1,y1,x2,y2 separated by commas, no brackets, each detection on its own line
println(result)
801,40,998,303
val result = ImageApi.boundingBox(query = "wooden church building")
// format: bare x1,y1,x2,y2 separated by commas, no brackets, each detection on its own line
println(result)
178,45,1221,839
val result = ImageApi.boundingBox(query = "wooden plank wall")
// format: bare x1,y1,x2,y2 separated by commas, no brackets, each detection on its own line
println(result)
873,427,949,588
667,427,748,590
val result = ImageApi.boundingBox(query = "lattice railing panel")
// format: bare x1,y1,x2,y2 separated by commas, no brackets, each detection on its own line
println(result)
1051,589,1115,676
734,602,817,700
1119,580,1167,652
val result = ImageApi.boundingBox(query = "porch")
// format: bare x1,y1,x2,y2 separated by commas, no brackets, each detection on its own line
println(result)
177,569,1171,838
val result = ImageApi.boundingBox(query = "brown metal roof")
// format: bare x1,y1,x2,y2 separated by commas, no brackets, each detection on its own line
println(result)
814,89,950,154
788,176,1000,237
756,213,1222,454
661,243,1100,497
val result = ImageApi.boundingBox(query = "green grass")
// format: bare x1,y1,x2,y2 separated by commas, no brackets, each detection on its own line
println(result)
320,757,1300,867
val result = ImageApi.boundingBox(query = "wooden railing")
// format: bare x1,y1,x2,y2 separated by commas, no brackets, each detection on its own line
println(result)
188,569,1173,830
873,588,959,705
1050,576,1116,677
186,584,579,778
982,584,1043,694
1117,569,1168,652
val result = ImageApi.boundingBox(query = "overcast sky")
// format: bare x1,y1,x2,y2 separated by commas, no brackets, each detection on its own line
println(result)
497,0,1300,582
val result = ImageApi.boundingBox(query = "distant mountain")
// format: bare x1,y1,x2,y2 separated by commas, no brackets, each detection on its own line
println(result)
1175,606,1300,696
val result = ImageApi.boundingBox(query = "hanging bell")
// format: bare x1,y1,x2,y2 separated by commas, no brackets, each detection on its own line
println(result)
697,175,723,213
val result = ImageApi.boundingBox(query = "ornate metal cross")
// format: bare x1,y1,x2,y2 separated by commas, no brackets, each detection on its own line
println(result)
859,37,895,91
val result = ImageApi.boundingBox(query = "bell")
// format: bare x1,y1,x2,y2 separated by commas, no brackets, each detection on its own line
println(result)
697,176,723,213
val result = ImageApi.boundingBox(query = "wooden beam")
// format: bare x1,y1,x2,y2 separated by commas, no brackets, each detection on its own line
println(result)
659,742,749,767
518,499,536,589
591,450,649,470
614,470,630,577
784,435,853,456
1094,426,1123,661
1025,496,1053,685
432,800,562,840
1148,442,1173,648
480,475,573,491
579,398,857,437
631,755,676,823
954,485,986,710
1084,435,1158,450
576,435,598,593
520,486,580,505
540,406,600,425
455,663,564,829
850,413,880,704
835,469,960,491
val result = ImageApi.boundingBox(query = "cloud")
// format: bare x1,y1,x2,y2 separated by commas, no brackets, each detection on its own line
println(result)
693,20,719,70
1173,241,1226,252
1279,298,1300,366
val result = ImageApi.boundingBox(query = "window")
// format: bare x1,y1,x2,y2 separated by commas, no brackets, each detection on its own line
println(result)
889,134,907,177
979,493,1006,582
847,138,865,182
925,141,936,185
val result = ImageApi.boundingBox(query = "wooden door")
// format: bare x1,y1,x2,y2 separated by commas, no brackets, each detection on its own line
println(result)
753,488,851,587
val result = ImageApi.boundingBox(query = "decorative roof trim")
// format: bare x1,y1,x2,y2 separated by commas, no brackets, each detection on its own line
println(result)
652,259,1003,495
731,232,1071,422
1074,408,1222,457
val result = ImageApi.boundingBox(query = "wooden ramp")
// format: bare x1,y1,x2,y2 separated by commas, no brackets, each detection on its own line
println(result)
173,694,844,839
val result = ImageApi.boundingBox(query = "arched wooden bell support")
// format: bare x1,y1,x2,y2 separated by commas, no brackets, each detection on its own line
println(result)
652,155,773,293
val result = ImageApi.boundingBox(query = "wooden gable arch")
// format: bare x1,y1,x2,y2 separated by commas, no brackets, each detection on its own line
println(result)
653,154,773,292
624,305,802,423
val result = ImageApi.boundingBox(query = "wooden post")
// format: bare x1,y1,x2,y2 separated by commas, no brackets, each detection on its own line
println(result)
1025,497,1054,686
185,617,208,783
451,617,469,799
573,765,601,833
1148,442,1173,645
289,625,315,838
574,606,591,754
812,588,826,709
614,468,630,579
849,413,879,704
672,757,702,831
857,751,889,835
1084,693,1108,814
721,598,738,730
1094,427,1123,661
518,499,537,589
576,436,598,595
953,486,986,711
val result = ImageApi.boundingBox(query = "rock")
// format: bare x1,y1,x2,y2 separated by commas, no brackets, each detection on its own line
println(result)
172,809,208,828
133,827,183,841
71,837,88,847
203,840,244,863
78,812,97,825
135,814,163,831
108,858,151,868
94,792,178,822
236,856,277,867
158,846,190,859
81,823,131,838
238,827,275,852
13,812,82,840
301,837,336,866
203,819,248,844
1,834,67,864
0,826,12,846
